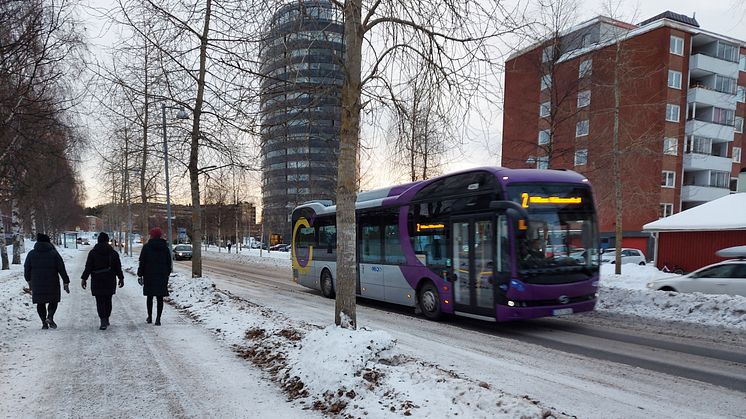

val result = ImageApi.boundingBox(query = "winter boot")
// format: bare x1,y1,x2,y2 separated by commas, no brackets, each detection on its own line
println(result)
41,321,49,330
47,318,57,329
99,318,107,330
146,316,152,324
154,318,161,326
105,317,110,327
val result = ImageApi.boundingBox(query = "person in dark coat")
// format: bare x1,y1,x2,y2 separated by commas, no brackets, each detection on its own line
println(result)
137,227,172,325
81,232,124,330
23,233,70,329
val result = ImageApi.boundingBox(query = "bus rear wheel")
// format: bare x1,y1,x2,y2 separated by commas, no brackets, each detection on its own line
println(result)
320,269,335,299
418,281,442,320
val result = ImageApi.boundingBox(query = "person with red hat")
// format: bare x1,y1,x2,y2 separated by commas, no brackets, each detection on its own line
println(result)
136,227,172,325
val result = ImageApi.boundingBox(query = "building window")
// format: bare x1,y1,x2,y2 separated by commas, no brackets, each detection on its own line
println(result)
660,203,673,218
663,137,678,155
542,45,554,63
538,129,551,145
669,36,684,56
581,33,592,47
738,87,746,103
579,59,592,78
575,120,589,137
537,156,549,170
577,90,591,108
686,136,712,155
713,107,735,125
735,117,744,133
539,101,551,117
667,70,682,89
710,171,729,188
540,74,552,90
662,170,676,188
731,177,740,192
665,104,680,122
740,54,746,72
734,146,742,163
574,149,588,166
714,75,737,94
716,41,738,62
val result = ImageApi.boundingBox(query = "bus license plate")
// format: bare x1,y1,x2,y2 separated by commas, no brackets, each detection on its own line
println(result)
552,308,573,316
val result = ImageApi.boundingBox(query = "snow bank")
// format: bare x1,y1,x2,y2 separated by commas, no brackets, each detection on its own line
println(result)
598,264,746,329
202,247,290,269
599,264,678,290
597,287,746,330
151,265,557,418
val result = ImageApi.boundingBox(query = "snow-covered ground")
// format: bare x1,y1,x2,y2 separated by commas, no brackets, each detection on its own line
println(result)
598,263,746,330
0,242,319,418
130,249,557,418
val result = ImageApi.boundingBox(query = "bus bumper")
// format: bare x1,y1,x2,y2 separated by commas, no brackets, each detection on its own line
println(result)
495,299,596,322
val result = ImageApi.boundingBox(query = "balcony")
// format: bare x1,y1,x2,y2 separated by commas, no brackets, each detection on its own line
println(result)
682,153,732,172
689,53,739,78
687,87,737,110
681,185,731,202
685,119,734,142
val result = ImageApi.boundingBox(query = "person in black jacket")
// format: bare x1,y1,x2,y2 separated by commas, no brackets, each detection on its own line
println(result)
23,233,70,329
137,227,172,325
81,232,124,330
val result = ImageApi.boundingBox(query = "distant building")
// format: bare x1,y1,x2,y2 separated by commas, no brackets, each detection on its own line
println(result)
85,215,103,232
502,11,746,253
259,0,344,240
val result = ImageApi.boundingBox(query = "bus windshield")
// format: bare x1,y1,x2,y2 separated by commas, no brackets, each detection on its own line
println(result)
507,184,599,273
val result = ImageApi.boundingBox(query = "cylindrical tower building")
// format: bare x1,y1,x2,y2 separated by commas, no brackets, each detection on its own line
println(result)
260,0,344,241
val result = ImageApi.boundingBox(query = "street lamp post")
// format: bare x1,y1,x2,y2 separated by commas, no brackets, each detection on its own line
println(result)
162,103,189,257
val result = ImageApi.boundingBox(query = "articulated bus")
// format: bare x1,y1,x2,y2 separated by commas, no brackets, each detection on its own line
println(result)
291,167,600,322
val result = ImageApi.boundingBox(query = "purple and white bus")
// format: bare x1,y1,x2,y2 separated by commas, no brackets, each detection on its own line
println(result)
291,167,600,322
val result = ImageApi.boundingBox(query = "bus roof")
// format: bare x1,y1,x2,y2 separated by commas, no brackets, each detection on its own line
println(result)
294,167,589,216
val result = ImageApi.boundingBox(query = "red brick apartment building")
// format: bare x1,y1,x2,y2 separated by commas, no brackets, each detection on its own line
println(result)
502,11,746,252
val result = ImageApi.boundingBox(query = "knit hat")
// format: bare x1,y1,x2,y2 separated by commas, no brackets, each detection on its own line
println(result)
36,233,50,243
98,232,110,244
149,227,163,239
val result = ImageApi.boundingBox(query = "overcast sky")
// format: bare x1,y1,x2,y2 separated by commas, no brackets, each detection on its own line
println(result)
79,0,746,207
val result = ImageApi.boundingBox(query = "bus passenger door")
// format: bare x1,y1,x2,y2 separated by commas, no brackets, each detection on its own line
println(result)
451,216,495,318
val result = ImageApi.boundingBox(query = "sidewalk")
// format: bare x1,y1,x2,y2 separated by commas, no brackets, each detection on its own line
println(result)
0,248,314,418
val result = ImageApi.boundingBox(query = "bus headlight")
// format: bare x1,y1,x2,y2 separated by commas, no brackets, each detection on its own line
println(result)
507,300,516,307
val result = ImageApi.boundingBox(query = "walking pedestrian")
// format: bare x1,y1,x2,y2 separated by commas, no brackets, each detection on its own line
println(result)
23,233,70,330
81,232,124,330
227,240,232,253
137,227,172,326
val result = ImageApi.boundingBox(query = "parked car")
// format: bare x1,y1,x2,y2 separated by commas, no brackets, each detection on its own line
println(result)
278,244,291,252
269,243,288,251
601,248,646,265
76,237,90,245
173,244,193,261
647,259,746,297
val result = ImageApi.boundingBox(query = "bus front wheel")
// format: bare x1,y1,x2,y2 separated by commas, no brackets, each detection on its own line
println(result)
418,281,442,320
320,269,335,299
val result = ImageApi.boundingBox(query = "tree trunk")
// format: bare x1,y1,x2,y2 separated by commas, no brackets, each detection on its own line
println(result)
189,0,212,278
0,209,8,270
11,199,22,264
613,44,623,275
335,0,362,329
141,45,150,246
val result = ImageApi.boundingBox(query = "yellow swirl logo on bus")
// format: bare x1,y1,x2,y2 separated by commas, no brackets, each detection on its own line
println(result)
292,217,313,274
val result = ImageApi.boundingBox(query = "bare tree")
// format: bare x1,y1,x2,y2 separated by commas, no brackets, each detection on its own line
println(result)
333,0,526,328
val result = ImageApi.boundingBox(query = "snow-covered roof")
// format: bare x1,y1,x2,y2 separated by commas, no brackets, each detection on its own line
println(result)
643,193,746,232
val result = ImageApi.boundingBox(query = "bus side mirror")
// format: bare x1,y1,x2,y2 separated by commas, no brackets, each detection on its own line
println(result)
490,201,529,232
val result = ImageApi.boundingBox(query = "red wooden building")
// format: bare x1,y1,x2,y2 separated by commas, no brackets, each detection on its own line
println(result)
643,193,746,272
